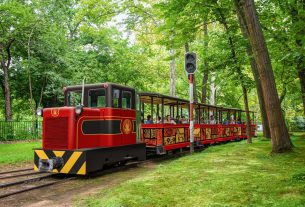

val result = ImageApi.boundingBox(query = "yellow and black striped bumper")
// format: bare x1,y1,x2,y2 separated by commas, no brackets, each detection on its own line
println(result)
34,149,86,175
34,143,146,175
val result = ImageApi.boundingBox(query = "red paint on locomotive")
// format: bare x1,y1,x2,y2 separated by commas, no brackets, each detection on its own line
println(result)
41,83,138,150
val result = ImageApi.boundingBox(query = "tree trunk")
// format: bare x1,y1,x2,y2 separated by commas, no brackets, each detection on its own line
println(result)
238,0,292,152
209,74,216,105
27,28,36,123
202,73,209,104
202,22,209,104
248,47,271,139
27,27,38,136
185,43,189,53
242,86,252,143
0,80,4,99
3,65,12,121
234,0,271,138
215,6,252,143
169,49,176,97
0,41,14,121
249,47,271,138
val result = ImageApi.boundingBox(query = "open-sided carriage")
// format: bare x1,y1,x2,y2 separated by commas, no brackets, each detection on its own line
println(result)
140,92,256,155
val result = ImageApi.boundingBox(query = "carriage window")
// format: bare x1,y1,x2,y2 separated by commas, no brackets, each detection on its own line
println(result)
112,89,120,108
122,91,132,109
68,91,82,106
89,89,106,108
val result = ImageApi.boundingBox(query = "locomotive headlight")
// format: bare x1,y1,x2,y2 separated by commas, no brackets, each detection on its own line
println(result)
36,108,43,117
75,105,83,115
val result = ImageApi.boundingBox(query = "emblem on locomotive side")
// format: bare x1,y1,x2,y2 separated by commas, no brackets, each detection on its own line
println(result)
121,119,132,134
51,108,60,117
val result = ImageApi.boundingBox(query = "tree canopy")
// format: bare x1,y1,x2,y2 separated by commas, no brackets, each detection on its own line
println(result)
0,0,304,133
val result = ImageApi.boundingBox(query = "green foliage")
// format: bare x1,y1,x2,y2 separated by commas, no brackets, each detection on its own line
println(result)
255,0,305,120
0,0,304,125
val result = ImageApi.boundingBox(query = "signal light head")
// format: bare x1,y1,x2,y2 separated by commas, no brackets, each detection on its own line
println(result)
185,52,197,74
186,54,195,61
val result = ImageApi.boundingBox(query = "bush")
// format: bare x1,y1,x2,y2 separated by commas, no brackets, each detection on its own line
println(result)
289,117,305,131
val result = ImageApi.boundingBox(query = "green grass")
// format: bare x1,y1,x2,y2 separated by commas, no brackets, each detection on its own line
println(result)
78,134,305,207
0,141,41,165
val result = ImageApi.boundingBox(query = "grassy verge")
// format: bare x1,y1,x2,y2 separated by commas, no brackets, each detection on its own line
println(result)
78,134,305,207
0,141,41,165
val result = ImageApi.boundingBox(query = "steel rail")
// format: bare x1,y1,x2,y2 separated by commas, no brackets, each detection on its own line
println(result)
0,177,76,199
0,172,44,180
0,174,53,188
0,168,32,175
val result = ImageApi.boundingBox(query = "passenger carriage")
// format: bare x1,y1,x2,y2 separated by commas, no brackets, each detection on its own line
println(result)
139,92,190,154
139,92,257,155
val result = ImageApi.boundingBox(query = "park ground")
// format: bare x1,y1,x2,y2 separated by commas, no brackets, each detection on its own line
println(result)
0,134,305,207
0,140,40,168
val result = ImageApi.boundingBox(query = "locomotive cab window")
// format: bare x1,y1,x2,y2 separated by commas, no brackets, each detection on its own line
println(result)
89,89,106,108
136,93,140,111
68,90,82,106
122,91,132,109
112,89,121,108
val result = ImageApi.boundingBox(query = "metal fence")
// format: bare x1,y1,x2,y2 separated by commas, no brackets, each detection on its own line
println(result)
0,121,42,141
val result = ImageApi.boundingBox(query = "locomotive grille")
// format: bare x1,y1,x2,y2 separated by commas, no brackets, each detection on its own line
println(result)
44,117,68,149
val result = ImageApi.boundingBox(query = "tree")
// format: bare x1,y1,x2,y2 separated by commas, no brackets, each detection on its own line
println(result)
236,0,292,152
201,22,209,104
0,2,37,120
214,3,252,142
273,0,305,115
255,0,305,118
169,49,176,97
234,0,271,138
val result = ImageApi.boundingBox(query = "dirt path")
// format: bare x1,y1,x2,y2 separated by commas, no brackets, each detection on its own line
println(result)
0,162,156,207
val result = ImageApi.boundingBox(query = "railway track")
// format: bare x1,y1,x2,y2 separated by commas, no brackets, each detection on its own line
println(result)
0,168,75,199
0,162,143,200
0,147,204,200
0,168,32,175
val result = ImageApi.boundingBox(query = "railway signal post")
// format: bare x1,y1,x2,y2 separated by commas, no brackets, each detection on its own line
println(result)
185,52,197,153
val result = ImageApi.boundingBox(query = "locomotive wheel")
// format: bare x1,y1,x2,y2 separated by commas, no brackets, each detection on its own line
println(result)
117,160,127,166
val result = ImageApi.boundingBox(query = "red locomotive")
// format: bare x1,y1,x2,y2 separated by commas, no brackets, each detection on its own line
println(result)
34,83,146,175
34,82,256,175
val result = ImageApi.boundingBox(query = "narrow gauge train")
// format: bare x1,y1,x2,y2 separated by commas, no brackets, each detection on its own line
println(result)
34,82,256,175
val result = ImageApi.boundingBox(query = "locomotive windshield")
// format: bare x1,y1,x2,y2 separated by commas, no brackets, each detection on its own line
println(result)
68,91,82,106
89,89,106,107
64,83,135,108
122,91,132,109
